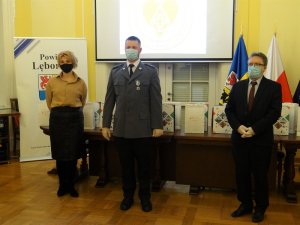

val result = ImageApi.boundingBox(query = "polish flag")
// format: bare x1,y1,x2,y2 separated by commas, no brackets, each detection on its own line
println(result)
265,35,293,102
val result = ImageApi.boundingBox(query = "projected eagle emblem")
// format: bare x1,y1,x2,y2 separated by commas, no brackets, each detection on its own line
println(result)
143,0,178,36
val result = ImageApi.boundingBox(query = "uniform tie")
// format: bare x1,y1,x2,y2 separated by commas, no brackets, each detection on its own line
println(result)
129,64,134,77
248,81,257,111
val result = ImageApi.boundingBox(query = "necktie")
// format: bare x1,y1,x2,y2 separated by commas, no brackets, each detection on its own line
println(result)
248,81,257,111
129,64,134,77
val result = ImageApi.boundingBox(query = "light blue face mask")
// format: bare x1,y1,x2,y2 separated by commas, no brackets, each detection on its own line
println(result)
248,65,262,79
125,48,139,62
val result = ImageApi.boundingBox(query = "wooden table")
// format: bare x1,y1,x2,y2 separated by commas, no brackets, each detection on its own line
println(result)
0,109,20,164
40,126,174,190
174,130,280,194
85,129,174,190
277,134,300,203
40,126,300,202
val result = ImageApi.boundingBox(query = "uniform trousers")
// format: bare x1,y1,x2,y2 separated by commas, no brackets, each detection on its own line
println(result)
114,137,152,200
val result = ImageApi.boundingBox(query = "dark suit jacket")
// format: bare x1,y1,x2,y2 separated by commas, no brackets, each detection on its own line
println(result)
102,62,163,138
225,76,282,146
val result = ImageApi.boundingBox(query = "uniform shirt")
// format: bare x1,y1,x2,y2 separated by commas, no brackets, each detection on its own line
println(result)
46,72,87,109
127,59,140,74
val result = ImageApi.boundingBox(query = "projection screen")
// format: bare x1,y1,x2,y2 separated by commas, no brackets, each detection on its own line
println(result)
95,0,235,62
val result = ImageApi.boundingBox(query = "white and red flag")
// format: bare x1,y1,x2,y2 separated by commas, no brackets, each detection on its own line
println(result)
266,35,293,102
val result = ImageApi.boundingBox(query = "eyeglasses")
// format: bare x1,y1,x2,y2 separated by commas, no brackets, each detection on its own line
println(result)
248,63,264,67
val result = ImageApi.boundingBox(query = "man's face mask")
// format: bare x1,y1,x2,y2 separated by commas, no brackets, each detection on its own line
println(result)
125,48,139,62
248,65,262,79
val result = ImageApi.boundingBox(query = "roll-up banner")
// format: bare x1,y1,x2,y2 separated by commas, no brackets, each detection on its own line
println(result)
14,38,88,161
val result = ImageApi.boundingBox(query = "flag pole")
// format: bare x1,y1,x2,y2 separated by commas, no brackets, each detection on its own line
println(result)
240,24,243,36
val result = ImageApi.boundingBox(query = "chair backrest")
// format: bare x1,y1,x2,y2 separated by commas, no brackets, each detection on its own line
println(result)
10,98,19,112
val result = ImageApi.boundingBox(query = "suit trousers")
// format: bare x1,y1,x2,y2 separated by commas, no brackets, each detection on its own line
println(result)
114,137,152,200
232,143,272,211
56,159,78,191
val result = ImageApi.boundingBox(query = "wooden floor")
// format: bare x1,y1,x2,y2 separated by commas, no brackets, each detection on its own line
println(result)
1,160,300,225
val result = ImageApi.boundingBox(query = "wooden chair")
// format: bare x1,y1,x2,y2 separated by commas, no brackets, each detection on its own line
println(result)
10,98,20,157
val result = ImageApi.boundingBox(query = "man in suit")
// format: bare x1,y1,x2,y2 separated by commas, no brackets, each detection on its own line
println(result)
225,52,282,223
102,36,163,212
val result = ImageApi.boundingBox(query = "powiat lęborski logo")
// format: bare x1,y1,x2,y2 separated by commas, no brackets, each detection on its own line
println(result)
38,74,55,100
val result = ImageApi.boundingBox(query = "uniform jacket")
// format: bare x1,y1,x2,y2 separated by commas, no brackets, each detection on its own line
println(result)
102,62,163,138
225,76,282,146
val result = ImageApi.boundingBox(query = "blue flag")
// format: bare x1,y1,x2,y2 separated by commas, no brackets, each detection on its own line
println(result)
219,35,248,105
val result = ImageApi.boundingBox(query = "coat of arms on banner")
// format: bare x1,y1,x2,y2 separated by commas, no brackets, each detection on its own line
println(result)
38,74,55,100
212,105,232,134
274,105,289,135
162,103,175,132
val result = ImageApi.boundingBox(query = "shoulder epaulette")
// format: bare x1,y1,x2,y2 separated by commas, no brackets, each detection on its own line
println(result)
112,63,124,70
144,63,156,68
144,63,158,71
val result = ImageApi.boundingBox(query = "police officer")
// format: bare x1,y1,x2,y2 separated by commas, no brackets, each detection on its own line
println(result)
102,36,163,212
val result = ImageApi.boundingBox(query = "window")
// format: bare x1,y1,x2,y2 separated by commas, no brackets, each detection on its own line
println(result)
172,63,209,102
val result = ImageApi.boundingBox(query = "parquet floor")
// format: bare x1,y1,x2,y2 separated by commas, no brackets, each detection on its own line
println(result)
1,160,300,225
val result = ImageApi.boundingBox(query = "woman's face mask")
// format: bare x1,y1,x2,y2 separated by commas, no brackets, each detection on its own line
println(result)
60,63,73,73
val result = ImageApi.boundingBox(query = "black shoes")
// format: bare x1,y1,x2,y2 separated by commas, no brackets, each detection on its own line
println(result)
69,187,79,197
57,187,68,197
57,187,79,197
252,210,265,223
141,199,152,212
120,198,134,211
231,205,265,222
119,198,152,212
48,168,58,175
231,204,253,217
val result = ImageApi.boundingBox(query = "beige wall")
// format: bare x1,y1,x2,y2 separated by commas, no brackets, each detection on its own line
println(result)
0,0,15,108
15,0,96,101
14,0,300,100
235,0,300,92
260,0,300,92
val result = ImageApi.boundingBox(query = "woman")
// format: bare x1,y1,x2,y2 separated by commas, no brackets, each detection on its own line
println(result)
46,51,87,197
